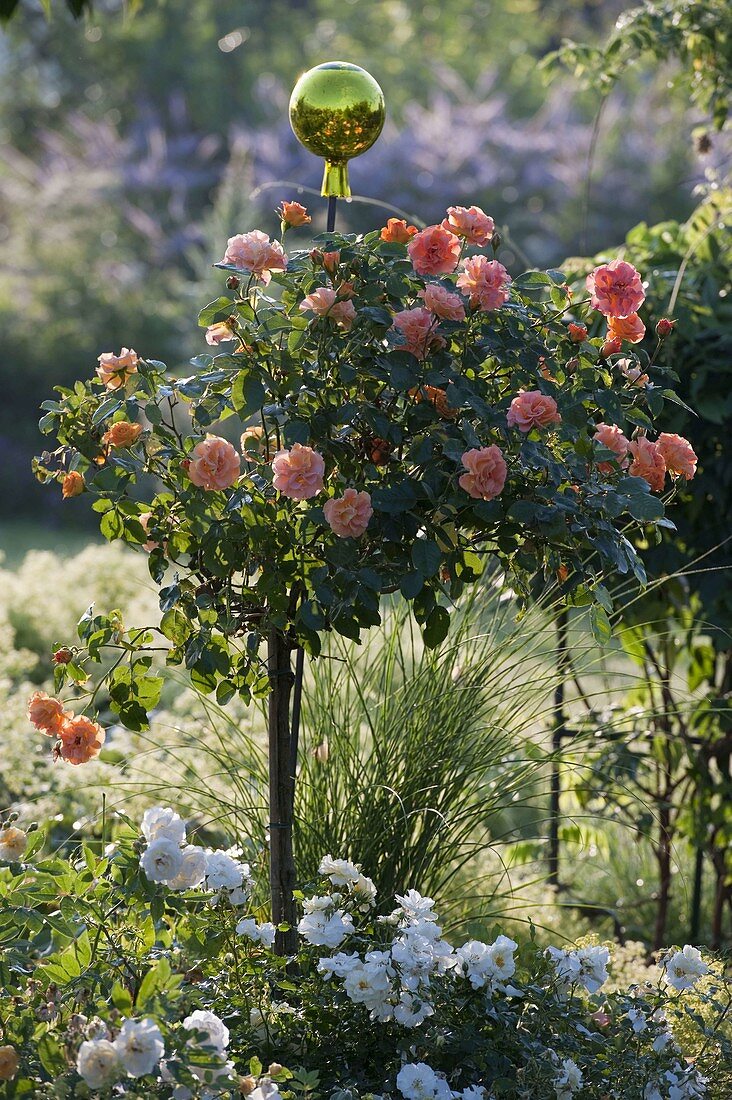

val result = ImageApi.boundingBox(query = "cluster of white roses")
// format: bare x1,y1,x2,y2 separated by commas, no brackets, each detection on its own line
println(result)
545,943,611,995
139,806,252,903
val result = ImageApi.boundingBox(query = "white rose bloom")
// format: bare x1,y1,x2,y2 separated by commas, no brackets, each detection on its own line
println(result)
298,907,354,948
141,806,187,846
250,1084,282,1100
112,1017,165,1078
317,951,361,978
343,956,394,1014
396,1062,452,1100
653,1029,673,1052
353,872,378,908
393,990,434,1028
204,850,245,891
394,890,438,923
554,1057,583,1099
140,837,184,884
302,893,336,913
318,854,362,886
189,1053,236,1087
461,1089,486,1100
664,1063,708,1099
546,944,609,994
182,1010,230,1051
76,1039,121,1089
167,845,208,891
663,945,709,992
0,826,27,862
455,935,517,990
236,918,277,948
627,1007,647,1033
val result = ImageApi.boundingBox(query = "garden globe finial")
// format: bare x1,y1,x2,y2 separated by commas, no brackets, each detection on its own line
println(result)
289,61,385,198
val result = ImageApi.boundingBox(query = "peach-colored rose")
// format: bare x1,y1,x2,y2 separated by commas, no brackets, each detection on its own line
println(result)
137,511,160,553
323,488,373,538
456,256,511,311
408,224,461,276
322,251,340,275
656,433,698,480
507,391,561,432
96,347,140,390
205,321,236,346
586,259,645,318
0,826,27,862
103,421,143,449
618,358,649,387
186,436,241,491
458,445,507,501
593,422,630,473
410,385,459,419
58,714,106,765
271,443,325,500
220,230,287,285
28,691,69,735
241,425,273,462
391,307,444,361
61,470,84,499
278,200,311,227
441,205,494,246
607,313,645,344
628,437,666,492
368,437,392,465
419,284,466,321
299,287,357,330
568,323,587,343
0,1046,19,1082
380,218,418,243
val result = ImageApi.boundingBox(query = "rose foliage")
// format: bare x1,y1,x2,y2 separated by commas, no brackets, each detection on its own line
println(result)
0,807,729,1097
33,208,695,722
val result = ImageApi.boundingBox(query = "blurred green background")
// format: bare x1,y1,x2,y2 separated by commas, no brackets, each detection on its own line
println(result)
0,0,726,548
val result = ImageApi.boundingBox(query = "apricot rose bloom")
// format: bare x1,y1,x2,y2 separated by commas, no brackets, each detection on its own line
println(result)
205,321,236,346
656,433,698,480
241,425,273,462
138,512,160,553
96,347,140,390
607,313,646,344
28,691,68,735
323,488,373,539
507,391,561,432
299,287,357,331
391,307,444,361
419,284,466,321
271,443,325,500
628,437,666,492
459,446,508,501
586,259,645,318
441,205,494,246
568,323,588,343
410,385,459,419
103,421,143,449
407,224,461,276
278,200,311,227
186,436,241,491
62,471,84,499
456,256,511,311
220,230,287,285
0,826,27,862
380,218,418,243
593,423,630,472
59,714,106,765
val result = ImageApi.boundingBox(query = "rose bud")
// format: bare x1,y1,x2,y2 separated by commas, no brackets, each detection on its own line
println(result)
322,250,340,275
568,322,587,343
309,248,324,266
52,647,73,665
268,1063,284,1077
369,437,392,465
656,318,676,338
491,232,501,252
600,336,623,359
226,275,240,290
277,200,311,228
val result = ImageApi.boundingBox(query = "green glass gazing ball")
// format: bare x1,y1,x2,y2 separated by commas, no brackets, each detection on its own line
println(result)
289,61,386,197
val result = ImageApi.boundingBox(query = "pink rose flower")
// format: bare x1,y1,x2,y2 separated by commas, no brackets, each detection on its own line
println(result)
205,321,236,346
391,307,444,360
441,205,494,246
138,512,160,553
272,443,325,500
458,445,507,501
323,488,373,538
628,437,666,492
58,714,106,766
27,691,69,736
96,347,139,390
380,218,418,243
586,259,645,318
593,422,630,473
656,433,698,480
186,436,241,491
607,313,646,344
618,358,649,387
220,230,287,285
299,287,357,330
407,224,462,276
418,284,466,321
507,391,561,432
456,256,511,311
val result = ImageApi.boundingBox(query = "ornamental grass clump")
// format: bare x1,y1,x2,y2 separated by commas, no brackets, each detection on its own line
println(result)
33,201,697,944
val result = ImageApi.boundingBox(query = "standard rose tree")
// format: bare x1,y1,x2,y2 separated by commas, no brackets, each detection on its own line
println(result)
33,203,696,950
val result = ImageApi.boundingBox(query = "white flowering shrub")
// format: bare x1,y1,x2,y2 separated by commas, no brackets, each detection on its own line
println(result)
0,806,729,1098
